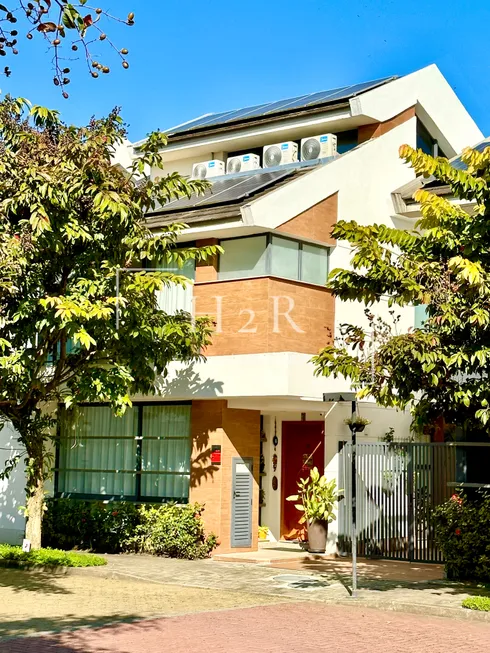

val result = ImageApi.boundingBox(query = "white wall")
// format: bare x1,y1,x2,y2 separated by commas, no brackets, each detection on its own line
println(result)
0,423,25,544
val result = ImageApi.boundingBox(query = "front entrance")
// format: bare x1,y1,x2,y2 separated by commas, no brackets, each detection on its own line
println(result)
281,421,325,540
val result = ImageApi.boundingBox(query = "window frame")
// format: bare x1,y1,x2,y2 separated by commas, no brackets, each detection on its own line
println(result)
55,401,192,504
217,233,329,285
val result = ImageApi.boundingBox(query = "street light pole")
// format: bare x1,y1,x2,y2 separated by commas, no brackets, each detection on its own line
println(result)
350,399,357,598
322,392,359,599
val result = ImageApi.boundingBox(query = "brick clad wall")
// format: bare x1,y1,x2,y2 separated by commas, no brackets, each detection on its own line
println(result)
195,238,219,282
189,400,260,553
276,192,338,245
358,106,416,143
194,277,334,356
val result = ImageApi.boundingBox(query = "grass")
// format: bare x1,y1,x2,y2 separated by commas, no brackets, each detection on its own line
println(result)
462,596,490,612
0,544,107,568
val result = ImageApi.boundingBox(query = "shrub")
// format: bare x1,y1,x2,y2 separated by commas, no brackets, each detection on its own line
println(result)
43,498,218,559
42,498,141,553
462,596,490,611
0,544,106,567
433,492,490,582
125,503,218,559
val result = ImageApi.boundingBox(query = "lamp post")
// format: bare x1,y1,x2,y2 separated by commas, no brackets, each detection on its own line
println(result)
323,392,358,599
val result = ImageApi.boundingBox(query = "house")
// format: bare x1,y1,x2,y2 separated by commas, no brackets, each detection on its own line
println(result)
0,64,483,554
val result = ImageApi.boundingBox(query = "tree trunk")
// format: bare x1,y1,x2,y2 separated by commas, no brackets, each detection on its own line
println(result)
25,476,44,550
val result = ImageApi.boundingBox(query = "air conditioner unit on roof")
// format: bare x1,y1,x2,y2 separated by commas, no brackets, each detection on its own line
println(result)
191,160,225,180
301,134,338,161
226,153,261,174
263,141,298,168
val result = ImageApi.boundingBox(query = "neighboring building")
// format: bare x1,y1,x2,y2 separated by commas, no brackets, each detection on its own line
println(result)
0,64,484,553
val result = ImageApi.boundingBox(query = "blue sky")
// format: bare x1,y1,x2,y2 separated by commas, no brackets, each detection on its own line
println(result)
4,0,489,142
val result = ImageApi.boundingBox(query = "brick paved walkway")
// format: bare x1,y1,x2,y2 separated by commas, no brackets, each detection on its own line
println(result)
3,602,490,653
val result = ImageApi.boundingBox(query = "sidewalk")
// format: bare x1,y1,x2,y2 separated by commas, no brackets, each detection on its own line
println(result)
104,553,489,621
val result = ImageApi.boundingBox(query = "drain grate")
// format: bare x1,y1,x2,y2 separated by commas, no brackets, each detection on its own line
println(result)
273,574,330,590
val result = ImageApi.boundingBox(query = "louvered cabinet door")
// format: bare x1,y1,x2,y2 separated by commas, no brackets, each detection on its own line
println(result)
231,458,253,548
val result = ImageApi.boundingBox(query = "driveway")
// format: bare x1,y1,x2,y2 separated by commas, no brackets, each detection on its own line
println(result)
3,602,490,653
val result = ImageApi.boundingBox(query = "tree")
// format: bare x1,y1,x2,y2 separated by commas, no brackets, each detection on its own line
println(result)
0,96,218,548
0,2,133,95
313,143,490,437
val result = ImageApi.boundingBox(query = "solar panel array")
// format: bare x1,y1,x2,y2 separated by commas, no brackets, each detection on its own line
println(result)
450,139,490,170
167,77,396,136
157,169,291,213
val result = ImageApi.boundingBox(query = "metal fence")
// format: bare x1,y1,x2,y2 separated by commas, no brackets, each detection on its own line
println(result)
338,442,490,563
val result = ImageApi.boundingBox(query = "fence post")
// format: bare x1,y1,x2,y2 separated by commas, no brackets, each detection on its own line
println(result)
407,443,414,562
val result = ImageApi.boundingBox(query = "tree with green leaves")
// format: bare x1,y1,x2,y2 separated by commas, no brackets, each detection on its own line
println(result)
0,96,217,548
313,143,490,438
0,2,133,94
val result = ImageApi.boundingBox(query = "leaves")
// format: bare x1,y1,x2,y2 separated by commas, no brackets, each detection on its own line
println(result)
314,143,490,436
0,99,216,527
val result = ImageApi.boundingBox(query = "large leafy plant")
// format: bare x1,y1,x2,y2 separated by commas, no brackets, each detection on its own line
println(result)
313,144,490,437
287,467,340,524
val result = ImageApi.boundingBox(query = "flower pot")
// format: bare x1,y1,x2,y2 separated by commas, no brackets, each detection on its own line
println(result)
354,424,366,432
307,520,328,554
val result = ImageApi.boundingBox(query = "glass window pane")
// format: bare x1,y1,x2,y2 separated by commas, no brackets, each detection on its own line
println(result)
141,405,191,500
301,244,329,285
155,256,195,315
414,305,427,328
218,236,267,280
58,406,138,497
271,236,299,280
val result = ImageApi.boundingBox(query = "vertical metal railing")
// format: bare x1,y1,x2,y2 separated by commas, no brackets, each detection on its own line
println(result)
338,441,490,563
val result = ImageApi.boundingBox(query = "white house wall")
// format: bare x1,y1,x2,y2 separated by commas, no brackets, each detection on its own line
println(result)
0,423,26,544
352,64,483,156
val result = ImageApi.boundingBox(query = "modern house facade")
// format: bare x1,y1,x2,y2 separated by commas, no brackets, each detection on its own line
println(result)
0,64,483,553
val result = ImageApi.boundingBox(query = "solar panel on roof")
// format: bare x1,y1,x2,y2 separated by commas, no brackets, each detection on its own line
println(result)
450,139,490,170
157,169,293,213
166,76,396,136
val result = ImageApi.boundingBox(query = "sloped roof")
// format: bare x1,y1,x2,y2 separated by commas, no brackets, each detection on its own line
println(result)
162,76,398,139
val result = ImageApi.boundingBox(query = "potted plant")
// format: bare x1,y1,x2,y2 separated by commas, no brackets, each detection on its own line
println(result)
286,467,341,554
344,415,371,432
258,525,269,541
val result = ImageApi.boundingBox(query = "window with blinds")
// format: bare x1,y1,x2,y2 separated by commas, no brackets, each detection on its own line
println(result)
56,403,191,502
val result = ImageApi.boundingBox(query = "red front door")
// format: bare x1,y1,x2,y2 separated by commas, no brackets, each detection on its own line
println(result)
281,421,325,540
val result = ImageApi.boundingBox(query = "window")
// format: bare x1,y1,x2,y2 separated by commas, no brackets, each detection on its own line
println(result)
154,257,195,315
414,305,428,329
270,236,299,280
416,120,446,158
56,404,191,502
337,129,358,155
219,235,268,280
218,235,329,285
301,243,329,285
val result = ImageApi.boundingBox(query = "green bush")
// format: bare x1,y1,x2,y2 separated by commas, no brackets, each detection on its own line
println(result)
433,492,490,582
462,596,490,611
43,498,140,553
125,503,218,559
43,498,217,559
0,544,106,567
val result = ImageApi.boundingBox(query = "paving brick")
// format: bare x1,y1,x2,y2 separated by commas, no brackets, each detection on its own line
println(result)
3,602,490,653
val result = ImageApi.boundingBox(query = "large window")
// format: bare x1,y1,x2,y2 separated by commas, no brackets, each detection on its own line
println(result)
218,235,268,280
154,257,195,315
56,404,191,502
218,235,329,285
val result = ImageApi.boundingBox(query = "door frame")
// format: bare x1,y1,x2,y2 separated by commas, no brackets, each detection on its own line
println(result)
231,456,254,548
280,421,325,539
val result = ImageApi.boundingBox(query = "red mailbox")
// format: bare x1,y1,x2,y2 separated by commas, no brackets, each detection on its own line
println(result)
210,445,221,465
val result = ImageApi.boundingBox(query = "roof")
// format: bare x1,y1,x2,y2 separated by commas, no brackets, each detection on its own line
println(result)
163,76,398,139
146,159,325,228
